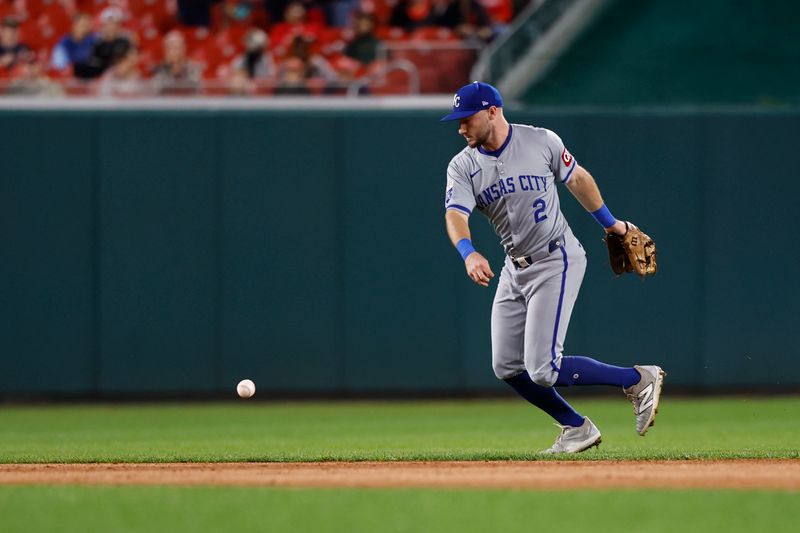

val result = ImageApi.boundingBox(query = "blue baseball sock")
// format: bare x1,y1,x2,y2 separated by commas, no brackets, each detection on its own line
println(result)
504,372,585,427
555,356,640,388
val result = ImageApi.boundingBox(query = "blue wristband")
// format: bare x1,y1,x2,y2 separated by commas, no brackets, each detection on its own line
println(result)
456,238,476,261
591,204,617,229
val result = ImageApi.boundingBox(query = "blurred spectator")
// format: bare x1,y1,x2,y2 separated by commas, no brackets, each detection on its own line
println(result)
267,0,326,24
0,16,30,72
93,8,133,71
72,7,132,79
274,55,310,95
228,28,274,95
432,0,493,41
282,34,336,83
50,13,97,74
269,1,324,49
151,30,202,94
343,10,380,65
324,0,358,28
389,0,433,31
99,46,146,97
177,0,218,27
6,55,64,97
233,28,275,79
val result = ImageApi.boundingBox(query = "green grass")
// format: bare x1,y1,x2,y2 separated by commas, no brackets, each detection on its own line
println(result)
1,397,798,462
0,486,798,533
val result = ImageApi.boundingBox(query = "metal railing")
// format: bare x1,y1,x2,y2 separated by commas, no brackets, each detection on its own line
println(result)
0,76,411,98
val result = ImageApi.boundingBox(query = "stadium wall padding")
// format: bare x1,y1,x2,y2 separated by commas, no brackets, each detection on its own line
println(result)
2,109,798,394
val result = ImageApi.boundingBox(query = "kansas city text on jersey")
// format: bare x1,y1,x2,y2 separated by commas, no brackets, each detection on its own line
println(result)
473,174,549,210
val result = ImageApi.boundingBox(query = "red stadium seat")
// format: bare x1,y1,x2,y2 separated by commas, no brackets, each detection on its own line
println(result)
129,0,162,16
375,26,406,41
175,25,211,51
215,25,248,50
137,23,162,49
318,27,346,45
20,18,61,50
480,0,513,24
360,0,393,25
192,33,240,77
21,0,64,15
409,27,460,41
128,1,176,33
37,4,71,35
79,0,127,16
0,4,18,21
368,67,413,95
329,53,366,78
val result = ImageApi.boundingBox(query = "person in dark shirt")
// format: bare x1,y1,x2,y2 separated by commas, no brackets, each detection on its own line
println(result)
73,7,131,79
344,10,382,65
0,17,30,72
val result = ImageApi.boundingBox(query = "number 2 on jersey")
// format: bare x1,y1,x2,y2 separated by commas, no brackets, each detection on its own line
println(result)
532,198,547,223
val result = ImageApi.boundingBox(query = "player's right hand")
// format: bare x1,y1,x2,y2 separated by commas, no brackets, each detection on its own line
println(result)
465,253,494,287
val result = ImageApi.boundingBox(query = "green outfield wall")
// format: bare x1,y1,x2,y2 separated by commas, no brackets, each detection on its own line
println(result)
2,109,798,395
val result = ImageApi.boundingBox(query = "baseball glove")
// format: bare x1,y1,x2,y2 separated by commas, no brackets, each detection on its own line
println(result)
605,222,657,276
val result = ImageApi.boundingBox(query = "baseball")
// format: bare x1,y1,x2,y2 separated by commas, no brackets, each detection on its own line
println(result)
236,379,256,399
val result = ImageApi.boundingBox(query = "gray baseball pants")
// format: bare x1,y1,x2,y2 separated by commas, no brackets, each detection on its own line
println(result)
491,228,587,386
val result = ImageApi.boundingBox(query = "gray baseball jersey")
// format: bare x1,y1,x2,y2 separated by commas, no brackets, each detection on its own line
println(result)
444,124,577,259
445,123,586,386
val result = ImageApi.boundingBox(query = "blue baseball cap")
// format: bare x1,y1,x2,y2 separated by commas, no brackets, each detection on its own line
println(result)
440,81,504,122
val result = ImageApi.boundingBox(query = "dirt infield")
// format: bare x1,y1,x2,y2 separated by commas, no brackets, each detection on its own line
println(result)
1,461,798,490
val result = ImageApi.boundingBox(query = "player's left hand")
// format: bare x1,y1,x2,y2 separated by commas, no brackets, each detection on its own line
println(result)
604,221,657,276
604,220,628,236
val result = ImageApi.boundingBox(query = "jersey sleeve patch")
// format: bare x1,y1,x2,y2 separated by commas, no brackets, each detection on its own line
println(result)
561,148,574,167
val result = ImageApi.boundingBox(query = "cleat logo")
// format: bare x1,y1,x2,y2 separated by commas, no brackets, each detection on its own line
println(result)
638,383,655,414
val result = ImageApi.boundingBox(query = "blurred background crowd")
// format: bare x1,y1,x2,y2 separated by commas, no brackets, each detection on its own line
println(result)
0,0,521,97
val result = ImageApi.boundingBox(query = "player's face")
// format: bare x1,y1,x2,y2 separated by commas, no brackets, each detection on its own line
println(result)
458,110,491,148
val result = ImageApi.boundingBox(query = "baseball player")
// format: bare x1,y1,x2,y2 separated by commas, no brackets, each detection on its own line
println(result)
442,82,665,453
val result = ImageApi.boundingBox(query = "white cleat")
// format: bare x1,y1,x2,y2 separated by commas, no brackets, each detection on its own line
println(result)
624,365,666,436
540,417,602,454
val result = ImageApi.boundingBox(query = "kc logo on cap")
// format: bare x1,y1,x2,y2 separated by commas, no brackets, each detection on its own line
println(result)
440,82,504,122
